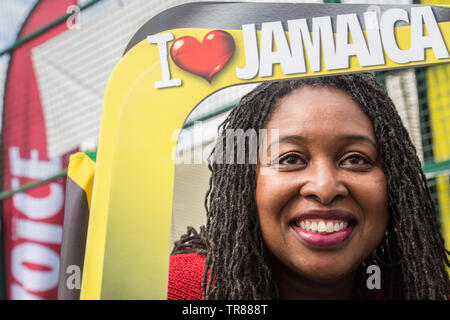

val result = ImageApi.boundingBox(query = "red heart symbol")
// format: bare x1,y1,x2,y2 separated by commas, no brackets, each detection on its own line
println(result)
170,30,235,82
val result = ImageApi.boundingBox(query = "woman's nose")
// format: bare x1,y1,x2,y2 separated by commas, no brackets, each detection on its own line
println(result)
299,161,349,205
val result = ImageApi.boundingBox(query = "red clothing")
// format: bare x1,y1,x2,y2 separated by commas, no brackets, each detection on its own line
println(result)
167,253,205,300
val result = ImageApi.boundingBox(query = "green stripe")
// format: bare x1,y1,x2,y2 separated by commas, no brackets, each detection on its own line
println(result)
423,159,450,175
85,152,97,163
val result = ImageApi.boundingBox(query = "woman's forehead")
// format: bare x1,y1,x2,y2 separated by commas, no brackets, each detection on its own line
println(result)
265,86,374,138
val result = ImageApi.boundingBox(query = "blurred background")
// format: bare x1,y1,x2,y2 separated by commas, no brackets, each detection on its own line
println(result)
0,0,449,299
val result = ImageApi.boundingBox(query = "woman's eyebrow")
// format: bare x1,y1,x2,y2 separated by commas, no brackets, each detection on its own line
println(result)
267,135,306,151
267,134,377,151
341,134,377,149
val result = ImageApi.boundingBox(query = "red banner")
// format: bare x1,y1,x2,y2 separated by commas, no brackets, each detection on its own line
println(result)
2,0,77,299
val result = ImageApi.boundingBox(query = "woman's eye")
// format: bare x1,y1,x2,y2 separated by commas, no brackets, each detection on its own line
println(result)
341,154,372,169
275,154,306,167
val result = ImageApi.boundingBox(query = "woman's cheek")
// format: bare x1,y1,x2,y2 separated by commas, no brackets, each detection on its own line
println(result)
257,172,299,215
353,172,389,248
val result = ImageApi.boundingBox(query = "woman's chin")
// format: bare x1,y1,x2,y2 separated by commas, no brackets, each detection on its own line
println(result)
289,258,358,284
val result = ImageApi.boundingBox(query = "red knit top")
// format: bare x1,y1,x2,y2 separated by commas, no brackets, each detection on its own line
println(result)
167,253,205,300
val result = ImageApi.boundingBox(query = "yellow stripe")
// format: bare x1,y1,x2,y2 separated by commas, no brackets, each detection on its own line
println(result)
426,64,450,275
79,48,137,299
67,152,96,209
422,0,450,272
421,1,450,6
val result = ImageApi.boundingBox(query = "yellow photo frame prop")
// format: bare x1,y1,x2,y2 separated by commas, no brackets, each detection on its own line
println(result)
80,2,450,299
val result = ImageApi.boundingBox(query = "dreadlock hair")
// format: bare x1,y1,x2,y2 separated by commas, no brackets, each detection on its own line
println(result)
171,72,450,300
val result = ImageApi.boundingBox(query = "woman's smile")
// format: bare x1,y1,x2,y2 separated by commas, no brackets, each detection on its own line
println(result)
291,209,356,248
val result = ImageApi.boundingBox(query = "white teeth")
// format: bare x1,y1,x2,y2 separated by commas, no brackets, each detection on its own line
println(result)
326,222,334,233
296,219,352,234
318,221,326,232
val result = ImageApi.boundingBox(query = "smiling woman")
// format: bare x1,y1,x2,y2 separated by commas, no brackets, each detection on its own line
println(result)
255,85,389,299
168,73,450,300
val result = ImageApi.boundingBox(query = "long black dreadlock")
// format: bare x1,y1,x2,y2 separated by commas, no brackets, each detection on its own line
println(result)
171,72,450,299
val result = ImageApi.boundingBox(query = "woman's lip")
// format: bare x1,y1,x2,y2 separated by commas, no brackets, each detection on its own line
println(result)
292,225,354,247
292,210,356,223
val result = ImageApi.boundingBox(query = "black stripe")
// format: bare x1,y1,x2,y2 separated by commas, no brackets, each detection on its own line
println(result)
58,177,90,300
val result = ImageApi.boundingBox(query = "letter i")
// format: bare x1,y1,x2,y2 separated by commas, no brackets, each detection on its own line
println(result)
148,33,182,89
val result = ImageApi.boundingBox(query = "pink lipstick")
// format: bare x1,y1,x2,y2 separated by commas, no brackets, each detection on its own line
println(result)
292,225,354,247
290,210,356,247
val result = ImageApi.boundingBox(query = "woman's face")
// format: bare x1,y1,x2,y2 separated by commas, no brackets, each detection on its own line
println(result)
255,86,388,286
